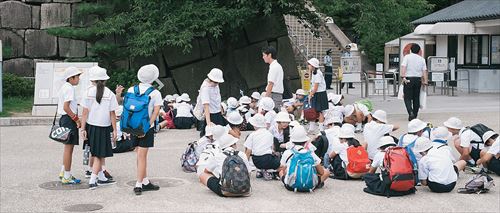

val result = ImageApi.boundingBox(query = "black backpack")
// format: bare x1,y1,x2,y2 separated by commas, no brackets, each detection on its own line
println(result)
220,151,251,196
312,131,329,162
466,124,493,142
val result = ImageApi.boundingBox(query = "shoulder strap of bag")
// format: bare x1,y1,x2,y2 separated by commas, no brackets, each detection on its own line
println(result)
52,105,58,125
133,85,140,95
144,86,155,96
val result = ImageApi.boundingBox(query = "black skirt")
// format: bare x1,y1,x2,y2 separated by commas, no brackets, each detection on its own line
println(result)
59,115,79,145
174,117,195,129
87,124,113,158
311,91,329,112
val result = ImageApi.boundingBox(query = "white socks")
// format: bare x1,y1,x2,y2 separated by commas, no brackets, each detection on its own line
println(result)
142,177,150,185
135,181,143,188
89,173,98,184
63,171,71,179
61,165,65,172
97,170,107,181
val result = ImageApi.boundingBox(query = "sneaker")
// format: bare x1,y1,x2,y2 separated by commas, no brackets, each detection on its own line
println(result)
465,166,482,174
355,124,363,133
134,187,142,195
89,183,98,190
59,172,64,180
256,170,263,178
97,179,116,185
61,176,81,184
103,170,113,180
263,171,273,181
142,182,160,191
85,171,92,178
316,181,325,189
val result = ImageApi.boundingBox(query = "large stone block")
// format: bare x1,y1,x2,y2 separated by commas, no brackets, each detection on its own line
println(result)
158,77,178,96
25,29,57,57
71,3,97,27
277,36,299,79
232,41,269,90
3,58,34,77
0,1,32,29
171,57,223,99
40,3,71,29
32,5,40,29
131,54,167,78
162,39,202,68
244,14,288,43
0,29,24,59
58,38,86,58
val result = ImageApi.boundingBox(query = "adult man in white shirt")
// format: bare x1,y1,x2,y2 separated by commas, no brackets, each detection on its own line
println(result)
262,46,284,111
400,44,428,121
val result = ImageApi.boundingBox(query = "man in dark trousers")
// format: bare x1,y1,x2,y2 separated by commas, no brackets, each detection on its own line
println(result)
401,44,428,121
324,49,333,90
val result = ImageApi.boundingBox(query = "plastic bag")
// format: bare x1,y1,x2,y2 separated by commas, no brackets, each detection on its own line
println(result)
397,84,404,100
419,88,427,109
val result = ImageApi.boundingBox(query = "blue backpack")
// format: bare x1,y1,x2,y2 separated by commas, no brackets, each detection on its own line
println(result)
121,85,155,136
285,149,318,192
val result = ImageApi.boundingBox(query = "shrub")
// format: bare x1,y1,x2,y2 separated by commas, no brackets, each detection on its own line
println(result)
2,73,34,98
106,68,138,90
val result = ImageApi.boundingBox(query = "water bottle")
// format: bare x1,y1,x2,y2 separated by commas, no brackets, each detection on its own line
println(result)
83,144,90,165
110,132,116,149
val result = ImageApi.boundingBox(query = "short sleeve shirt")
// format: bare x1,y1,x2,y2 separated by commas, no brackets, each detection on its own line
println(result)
324,55,332,67
460,128,484,149
81,86,118,127
401,53,427,77
174,102,194,118
57,82,78,115
268,60,284,93
363,121,393,159
311,70,326,92
199,80,222,113
418,147,457,185
280,145,321,167
244,128,274,156
332,142,349,168
487,138,500,155
371,151,385,169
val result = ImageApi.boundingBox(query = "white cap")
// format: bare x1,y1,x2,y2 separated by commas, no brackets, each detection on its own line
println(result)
483,131,499,143
204,126,213,137
413,137,433,153
343,123,356,133
408,119,427,133
212,125,229,140
227,111,244,125
289,120,300,128
251,92,261,100
175,96,183,103
443,117,463,130
290,126,310,142
227,97,239,109
378,136,396,148
207,68,224,83
343,105,355,117
327,93,334,101
431,126,451,141
180,93,190,102
173,94,179,99
237,105,248,113
372,110,387,124
163,95,174,102
307,58,320,68
137,64,159,84
115,106,123,117
239,96,251,105
295,89,306,96
219,134,239,149
325,116,342,125
331,94,342,105
88,66,109,81
338,125,355,139
355,103,370,116
259,97,275,111
249,114,267,128
64,67,82,80
275,111,291,123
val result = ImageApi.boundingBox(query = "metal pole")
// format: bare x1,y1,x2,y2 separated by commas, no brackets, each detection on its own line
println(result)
0,40,3,113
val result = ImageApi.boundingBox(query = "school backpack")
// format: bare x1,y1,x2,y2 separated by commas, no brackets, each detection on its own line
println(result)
180,142,199,173
355,99,373,112
346,146,371,174
398,134,419,171
193,95,205,121
286,149,319,192
312,131,329,162
121,85,155,136
458,172,495,194
383,147,415,192
466,124,493,142
303,103,319,121
220,151,251,196
163,109,176,129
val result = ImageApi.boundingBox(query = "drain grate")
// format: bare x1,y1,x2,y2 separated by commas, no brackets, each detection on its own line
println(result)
63,204,103,212
126,177,188,188
39,181,89,190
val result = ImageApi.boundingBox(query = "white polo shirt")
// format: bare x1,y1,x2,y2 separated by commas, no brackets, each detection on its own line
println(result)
401,53,427,77
331,142,349,168
324,127,341,155
57,82,78,115
267,60,284,94
173,102,194,118
126,83,162,118
264,110,277,126
81,86,119,127
459,128,484,149
364,121,394,159
324,55,332,67
418,146,458,185
487,138,499,155
205,148,250,179
371,150,385,169
199,80,222,113
244,128,274,156
311,70,326,92
280,145,321,167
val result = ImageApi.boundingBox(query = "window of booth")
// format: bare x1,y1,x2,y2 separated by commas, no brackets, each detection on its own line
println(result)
465,35,489,65
491,35,500,65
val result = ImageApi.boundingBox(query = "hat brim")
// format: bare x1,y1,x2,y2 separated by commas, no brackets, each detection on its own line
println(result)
443,121,462,130
291,136,310,142
249,118,266,128
207,74,224,83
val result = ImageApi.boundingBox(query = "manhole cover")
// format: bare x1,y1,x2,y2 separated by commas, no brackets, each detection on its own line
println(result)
63,204,103,212
39,181,89,190
126,177,188,188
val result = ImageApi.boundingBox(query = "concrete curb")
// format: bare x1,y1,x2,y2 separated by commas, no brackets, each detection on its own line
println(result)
0,117,54,126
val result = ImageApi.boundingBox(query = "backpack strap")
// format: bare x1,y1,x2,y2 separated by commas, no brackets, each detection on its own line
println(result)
433,139,447,144
398,134,406,147
144,86,155,96
133,85,140,95
437,144,447,149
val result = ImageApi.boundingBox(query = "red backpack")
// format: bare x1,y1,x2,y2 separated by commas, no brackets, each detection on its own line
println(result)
383,147,415,192
346,146,370,174
162,110,175,129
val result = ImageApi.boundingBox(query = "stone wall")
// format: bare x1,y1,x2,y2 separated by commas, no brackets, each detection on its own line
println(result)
0,0,300,98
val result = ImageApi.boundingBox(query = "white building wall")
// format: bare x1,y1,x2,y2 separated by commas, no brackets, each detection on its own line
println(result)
457,69,500,93
436,35,448,57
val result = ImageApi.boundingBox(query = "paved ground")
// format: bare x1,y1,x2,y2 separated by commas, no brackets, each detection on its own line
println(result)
1,86,500,212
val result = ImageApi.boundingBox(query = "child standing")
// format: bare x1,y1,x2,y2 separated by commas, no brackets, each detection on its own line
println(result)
80,66,118,189
57,67,82,184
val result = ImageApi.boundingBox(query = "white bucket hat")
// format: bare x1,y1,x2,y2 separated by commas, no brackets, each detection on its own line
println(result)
204,126,214,137
173,94,179,99
259,97,275,111
64,66,82,80
237,105,248,113
378,136,396,148
483,131,499,143
88,66,109,81
338,125,355,139
175,96,183,103
180,93,190,102
331,94,342,105
249,114,267,128
207,68,224,83
355,103,370,116
290,126,310,142
307,58,320,68
295,89,306,96
164,95,174,102
227,97,239,109
342,123,356,133
443,117,463,130
219,134,239,149
227,111,243,125
239,96,251,105
343,105,355,117
408,119,427,133
137,64,159,84
251,92,261,100
212,125,229,140
431,126,451,141
327,93,334,101
372,110,387,124
413,137,433,153
289,120,300,128
275,111,291,123
325,116,342,125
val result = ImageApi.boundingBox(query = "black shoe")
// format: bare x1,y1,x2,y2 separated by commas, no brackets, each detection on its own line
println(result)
316,181,325,189
348,86,355,89
103,170,113,181
97,179,116,185
89,183,98,190
142,182,160,191
134,187,142,195
85,171,92,178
